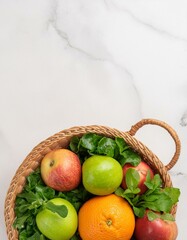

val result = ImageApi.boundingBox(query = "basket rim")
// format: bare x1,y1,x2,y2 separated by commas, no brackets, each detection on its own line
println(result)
4,124,176,240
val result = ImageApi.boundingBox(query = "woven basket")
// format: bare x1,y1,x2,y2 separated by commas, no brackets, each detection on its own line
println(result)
4,119,181,240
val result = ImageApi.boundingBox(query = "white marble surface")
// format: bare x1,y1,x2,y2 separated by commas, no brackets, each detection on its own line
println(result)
1,0,187,239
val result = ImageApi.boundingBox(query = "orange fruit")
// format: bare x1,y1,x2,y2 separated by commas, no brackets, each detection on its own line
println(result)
78,194,135,240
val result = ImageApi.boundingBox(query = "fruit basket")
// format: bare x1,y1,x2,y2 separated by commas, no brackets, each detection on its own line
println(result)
4,118,181,240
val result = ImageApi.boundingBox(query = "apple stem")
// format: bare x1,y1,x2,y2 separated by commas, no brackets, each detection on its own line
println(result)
49,160,55,167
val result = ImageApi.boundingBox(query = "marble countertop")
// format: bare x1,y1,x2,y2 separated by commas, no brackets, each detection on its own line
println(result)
1,0,187,239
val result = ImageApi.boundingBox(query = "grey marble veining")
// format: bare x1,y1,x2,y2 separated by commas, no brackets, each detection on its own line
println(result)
0,0,187,239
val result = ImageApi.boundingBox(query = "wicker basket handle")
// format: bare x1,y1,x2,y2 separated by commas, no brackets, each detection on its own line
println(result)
128,119,181,171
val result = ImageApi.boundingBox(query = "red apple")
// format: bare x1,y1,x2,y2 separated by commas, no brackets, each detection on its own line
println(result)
41,149,81,191
121,161,154,194
134,211,178,240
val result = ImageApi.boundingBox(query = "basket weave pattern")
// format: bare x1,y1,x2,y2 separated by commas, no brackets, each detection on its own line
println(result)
4,119,181,240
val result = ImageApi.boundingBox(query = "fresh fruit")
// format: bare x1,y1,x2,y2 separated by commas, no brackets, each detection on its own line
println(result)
134,210,178,240
40,149,81,191
78,194,135,240
82,155,123,195
36,198,78,240
121,161,154,194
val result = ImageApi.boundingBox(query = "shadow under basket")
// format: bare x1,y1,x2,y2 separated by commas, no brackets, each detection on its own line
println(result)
4,119,181,240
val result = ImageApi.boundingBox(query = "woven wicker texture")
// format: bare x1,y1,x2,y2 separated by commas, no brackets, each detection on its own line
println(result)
4,119,181,240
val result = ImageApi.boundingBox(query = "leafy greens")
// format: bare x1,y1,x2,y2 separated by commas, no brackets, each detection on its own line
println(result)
69,133,141,166
13,132,180,239
115,169,180,220
13,168,92,240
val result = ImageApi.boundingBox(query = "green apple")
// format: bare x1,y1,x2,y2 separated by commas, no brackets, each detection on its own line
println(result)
36,198,78,240
82,155,123,195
